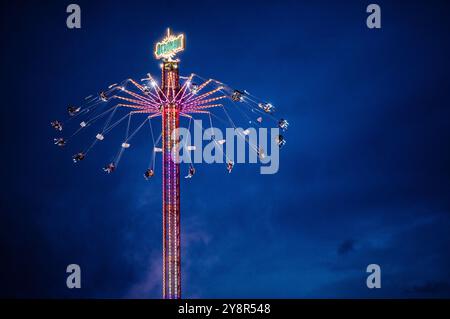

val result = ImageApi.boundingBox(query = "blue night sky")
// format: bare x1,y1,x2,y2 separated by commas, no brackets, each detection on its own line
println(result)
1,0,450,298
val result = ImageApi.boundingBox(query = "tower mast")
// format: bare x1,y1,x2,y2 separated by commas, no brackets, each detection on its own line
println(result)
158,28,182,299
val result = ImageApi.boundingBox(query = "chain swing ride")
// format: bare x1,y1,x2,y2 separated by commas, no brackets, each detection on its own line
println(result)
51,29,289,299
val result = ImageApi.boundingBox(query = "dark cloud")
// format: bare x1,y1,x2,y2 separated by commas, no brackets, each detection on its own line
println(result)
337,239,356,256
406,282,450,295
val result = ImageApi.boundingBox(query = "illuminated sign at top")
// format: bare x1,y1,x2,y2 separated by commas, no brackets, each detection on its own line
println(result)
154,28,185,60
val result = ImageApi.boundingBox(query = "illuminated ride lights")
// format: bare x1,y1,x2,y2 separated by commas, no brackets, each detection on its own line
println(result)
51,28,289,299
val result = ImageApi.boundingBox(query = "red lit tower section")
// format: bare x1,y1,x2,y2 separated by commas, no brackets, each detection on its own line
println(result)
161,60,181,299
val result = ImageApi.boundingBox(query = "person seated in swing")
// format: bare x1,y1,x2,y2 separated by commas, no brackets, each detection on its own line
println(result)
278,118,289,131
51,120,63,131
53,137,66,147
185,167,195,179
103,162,116,174
72,152,85,163
144,168,154,180
99,91,108,102
231,90,244,102
67,106,81,116
258,102,275,113
275,135,286,148
226,161,234,173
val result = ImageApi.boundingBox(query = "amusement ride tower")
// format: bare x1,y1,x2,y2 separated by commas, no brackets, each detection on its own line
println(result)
155,29,184,299
53,28,288,300
161,58,181,299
